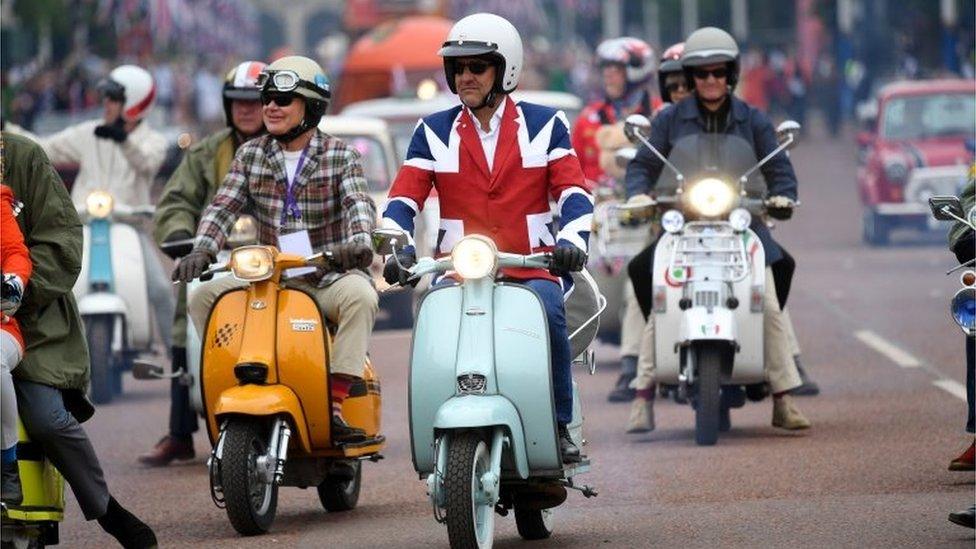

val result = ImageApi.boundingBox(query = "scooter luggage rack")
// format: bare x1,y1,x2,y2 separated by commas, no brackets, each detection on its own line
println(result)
668,223,750,282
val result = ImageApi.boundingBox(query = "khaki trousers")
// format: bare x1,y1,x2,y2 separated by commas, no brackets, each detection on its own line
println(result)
188,273,378,377
632,268,802,394
619,282,644,358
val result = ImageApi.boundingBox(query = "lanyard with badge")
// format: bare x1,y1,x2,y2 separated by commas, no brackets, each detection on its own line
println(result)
279,145,316,277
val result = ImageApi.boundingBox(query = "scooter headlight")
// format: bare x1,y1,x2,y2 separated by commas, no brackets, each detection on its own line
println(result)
227,215,258,247
661,209,685,233
86,191,114,219
686,177,736,217
729,208,752,232
230,246,274,282
950,287,975,333
451,235,498,280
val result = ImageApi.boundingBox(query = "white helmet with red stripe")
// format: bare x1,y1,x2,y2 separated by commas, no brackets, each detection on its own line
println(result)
596,37,655,86
223,60,267,125
98,65,156,122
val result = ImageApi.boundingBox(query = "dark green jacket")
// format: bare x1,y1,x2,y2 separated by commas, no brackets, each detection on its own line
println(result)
948,178,974,264
3,132,89,389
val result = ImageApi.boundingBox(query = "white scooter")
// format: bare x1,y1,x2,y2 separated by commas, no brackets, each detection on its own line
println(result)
619,114,801,445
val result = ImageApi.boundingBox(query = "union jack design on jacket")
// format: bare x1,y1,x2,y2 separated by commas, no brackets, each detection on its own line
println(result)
383,96,594,288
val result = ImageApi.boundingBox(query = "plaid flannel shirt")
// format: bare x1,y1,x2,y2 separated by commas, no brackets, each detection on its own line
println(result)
194,129,377,287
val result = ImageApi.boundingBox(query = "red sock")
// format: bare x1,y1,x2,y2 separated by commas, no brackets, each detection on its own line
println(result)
636,387,655,400
330,375,353,415
773,391,787,399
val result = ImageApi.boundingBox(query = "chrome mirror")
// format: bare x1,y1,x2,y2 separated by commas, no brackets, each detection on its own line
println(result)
623,114,652,145
775,120,801,149
371,228,407,255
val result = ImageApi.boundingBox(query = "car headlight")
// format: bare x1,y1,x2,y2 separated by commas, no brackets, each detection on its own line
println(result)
729,208,752,232
230,246,274,282
950,287,975,332
661,209,685,233
451,235,497,280
884,161,909,185
227,215,258,247
686,177,736,217
86,191,114,219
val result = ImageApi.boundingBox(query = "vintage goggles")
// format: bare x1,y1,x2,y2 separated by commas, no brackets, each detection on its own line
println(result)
257,70,302,93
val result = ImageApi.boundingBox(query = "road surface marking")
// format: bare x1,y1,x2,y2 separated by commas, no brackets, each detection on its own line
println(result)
853,330,922,368
932,379,967,401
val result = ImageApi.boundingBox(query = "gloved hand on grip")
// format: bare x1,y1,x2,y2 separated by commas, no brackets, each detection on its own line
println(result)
383,251,418,287
173,249,214,283
549,243,587,277
766,195,796,220
331,242,374,272
94,117,128,143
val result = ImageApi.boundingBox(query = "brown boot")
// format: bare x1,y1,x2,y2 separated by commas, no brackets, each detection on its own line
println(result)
138,435,194,467
772,395,811,430
626,396,655,433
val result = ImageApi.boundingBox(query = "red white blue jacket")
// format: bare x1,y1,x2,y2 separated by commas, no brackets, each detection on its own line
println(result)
383,96,594,284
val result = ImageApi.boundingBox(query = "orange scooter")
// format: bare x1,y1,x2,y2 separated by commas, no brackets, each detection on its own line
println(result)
138,245,384,536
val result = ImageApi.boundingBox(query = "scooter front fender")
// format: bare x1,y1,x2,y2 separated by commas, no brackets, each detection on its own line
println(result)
433,395,529,479
212,385,312,454
77,292,128,317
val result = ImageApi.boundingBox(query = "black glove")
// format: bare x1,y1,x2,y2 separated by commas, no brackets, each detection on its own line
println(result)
161,230,194,260
331,243,374,272
951,233,975,265
549,244,587,277
383,251,417,287
766,196,795,220
94,117,128,143
172,249,213,283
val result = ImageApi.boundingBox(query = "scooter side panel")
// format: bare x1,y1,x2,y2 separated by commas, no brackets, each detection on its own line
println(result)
410,285,463,474
109,223,152,348
652,233,683,383
493,285,563,472
432,396,529,479
731,233,764,382
276,289,332,450
201,290,248,444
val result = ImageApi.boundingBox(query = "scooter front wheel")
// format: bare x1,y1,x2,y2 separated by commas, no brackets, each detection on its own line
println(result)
444,432,495,549
693,343,723,446
85,314,115,405
220,419,278,536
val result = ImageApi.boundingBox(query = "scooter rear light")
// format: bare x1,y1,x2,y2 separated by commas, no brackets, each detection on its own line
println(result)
750,285,763,312
457,374,487,395
234,362,268,384
652,285,667,313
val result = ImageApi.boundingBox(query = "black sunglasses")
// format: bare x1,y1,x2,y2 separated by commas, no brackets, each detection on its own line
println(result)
455,60,491,75
665,81,689,93
261,93,295,107
692,67,729,80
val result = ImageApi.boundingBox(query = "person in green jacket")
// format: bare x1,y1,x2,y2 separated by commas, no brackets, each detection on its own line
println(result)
2,131,157,547
139,61,267,466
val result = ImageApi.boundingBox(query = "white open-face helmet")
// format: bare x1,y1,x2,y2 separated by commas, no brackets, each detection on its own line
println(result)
438,12,523,95
596,37,655,86
98,65,156,122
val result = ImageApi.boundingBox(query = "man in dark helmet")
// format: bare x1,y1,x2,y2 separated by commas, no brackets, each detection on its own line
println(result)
140,60,268,466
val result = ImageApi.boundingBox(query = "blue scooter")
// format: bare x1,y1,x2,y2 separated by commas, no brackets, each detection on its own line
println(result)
374,229,603,548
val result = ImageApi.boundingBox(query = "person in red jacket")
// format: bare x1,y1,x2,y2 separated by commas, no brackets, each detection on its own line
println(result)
1,183,32,504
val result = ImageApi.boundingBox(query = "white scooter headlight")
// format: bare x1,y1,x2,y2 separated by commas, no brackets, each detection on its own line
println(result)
687,177,735,217
451,235,498,280
231,246,274,282
729,208,752,232
661,209,685,233
86,191,114,219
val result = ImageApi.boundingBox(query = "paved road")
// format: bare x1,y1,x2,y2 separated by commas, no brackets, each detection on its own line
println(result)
58,125,974,548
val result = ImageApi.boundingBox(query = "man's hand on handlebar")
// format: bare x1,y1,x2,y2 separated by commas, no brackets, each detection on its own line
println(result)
162,230,194,259
383,250,418,287
331,243,374,272
549,243,587,277
172,249,214,283
766,195,796,220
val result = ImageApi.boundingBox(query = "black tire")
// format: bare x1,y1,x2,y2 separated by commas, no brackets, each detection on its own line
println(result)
220,419,278,536
84,315,115,405
515,507,554,540
719,405,732,432
444,432,494,549
862,208,890,246
317,460,361,512
693,343,722,446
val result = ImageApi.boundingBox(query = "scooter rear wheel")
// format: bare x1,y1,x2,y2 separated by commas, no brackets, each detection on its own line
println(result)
220,419,278,536
514,507,554,540
317,460,361,512
444,432,494,549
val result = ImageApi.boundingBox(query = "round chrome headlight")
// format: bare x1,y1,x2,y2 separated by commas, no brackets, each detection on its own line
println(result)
231,246,274,282
687,177,736,217
729,208,752,232
451,235,498,280
86,191,114,219
950,287,975,332
661,209,685,233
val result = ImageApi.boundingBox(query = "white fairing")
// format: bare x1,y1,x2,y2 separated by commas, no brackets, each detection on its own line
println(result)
653,226,765,384
73,223,153,350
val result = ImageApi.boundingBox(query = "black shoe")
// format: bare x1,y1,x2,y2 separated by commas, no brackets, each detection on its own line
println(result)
97,497,158,548
557,425,581,464
791,357,820,397
331,415,368,444
1,460,22,505
948,505,976,529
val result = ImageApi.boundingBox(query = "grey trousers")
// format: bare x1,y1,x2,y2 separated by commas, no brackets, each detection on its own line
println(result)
14,380,110,520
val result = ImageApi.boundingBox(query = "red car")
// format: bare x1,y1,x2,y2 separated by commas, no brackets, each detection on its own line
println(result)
857,79,975,245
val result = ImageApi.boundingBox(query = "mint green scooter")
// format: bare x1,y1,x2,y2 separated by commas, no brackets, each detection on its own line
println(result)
374,230,603,548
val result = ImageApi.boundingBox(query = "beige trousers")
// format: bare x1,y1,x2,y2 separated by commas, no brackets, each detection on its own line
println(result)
632,268,802,394
188,274,378,377
619,282,644,357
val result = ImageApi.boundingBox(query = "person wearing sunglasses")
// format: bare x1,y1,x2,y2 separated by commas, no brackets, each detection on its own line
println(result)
381,13,594,463
139,60,268,467
657,42,691,108
174,55,379,443
623,27,812,434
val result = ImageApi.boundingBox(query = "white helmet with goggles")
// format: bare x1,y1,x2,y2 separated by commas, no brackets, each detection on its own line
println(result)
439,13,523,98
596,37,655,86
258,56,332,142
97,65,156,122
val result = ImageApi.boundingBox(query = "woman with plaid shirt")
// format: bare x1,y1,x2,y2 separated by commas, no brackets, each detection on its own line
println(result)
174,56,379,443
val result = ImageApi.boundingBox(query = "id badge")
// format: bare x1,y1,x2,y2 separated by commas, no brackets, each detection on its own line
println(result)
279,230,316,277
